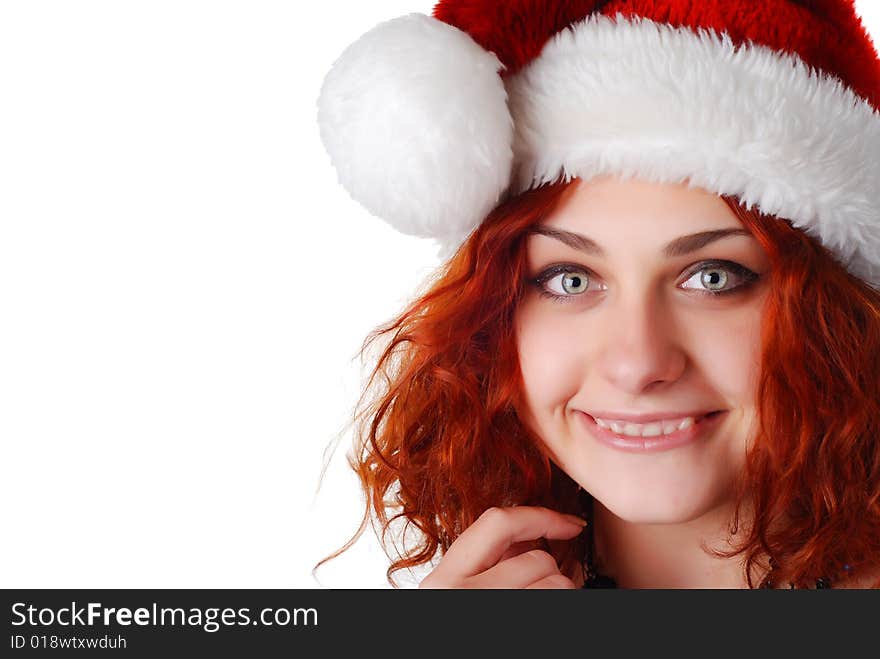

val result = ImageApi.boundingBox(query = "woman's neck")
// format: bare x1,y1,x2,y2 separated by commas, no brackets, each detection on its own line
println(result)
590,498,760,589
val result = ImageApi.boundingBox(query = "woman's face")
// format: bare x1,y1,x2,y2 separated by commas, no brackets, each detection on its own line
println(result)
515,176,771,523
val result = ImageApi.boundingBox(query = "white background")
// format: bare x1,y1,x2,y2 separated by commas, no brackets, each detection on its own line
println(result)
1,1,878,589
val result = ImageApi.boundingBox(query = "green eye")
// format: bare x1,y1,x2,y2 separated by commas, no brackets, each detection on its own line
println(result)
680,261,760,297
532,265,600,302
700,268,728,291
561,271,590,294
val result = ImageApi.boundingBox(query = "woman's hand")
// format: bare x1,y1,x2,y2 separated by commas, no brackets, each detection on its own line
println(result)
418,506,586,589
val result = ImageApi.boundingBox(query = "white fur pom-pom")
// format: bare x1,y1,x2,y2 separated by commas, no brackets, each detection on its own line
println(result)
317,13,514,245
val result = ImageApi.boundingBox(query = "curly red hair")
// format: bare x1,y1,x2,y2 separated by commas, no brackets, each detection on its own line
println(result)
321,178,880,588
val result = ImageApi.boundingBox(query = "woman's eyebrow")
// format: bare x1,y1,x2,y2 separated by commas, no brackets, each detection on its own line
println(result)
529,226,752,257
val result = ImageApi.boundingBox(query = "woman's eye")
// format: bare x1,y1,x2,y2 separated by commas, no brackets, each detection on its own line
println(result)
535,267,602,299
557,270,590,294
679,262,759,296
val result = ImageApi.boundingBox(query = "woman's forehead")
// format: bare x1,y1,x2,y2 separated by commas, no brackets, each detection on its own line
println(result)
525,177,768,267
542,176,743,236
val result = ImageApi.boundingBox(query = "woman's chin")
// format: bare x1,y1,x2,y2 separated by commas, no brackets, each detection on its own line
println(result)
583,480,734,525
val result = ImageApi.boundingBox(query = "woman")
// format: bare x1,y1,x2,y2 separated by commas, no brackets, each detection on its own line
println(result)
316,0,880,588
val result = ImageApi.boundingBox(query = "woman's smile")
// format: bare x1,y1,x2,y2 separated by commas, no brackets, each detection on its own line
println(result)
577,409,728,453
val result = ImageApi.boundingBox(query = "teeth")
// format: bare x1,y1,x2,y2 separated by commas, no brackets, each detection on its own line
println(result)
594,415,698,438
661,419,681,435
640,422,663,437
622,423,644,437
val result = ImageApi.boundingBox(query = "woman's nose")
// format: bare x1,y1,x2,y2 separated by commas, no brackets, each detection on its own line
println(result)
593,292,687,395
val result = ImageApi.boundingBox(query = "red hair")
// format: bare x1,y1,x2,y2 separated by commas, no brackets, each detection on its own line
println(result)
320,179,880,588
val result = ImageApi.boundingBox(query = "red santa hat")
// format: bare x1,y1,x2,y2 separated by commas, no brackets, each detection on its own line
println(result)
317,0,880,287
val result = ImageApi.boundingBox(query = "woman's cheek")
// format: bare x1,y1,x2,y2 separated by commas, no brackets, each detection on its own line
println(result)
516,306,585,417
685,306,764,405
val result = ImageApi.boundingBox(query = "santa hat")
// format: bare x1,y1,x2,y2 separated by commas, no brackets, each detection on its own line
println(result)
317,0,880,287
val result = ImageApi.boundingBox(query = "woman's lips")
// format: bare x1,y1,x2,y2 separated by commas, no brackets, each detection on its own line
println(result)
577,410,726,453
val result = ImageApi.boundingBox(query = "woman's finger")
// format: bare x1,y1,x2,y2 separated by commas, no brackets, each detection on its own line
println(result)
430,506,586,582
498,539,544,563
526,573,578,589
466,548,564,589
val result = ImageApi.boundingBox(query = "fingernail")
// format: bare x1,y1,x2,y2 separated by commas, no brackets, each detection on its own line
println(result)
564,514,588,526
